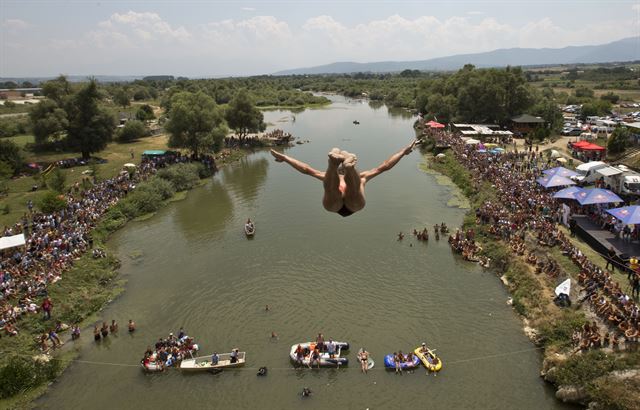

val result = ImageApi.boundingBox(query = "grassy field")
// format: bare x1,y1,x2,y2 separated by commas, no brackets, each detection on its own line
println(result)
1,134,170,227
4,134,34,147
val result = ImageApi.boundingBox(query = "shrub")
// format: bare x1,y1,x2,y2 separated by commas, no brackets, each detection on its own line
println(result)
38,191,66,213
537,309,587,348
0,139,24,175
117,120,147,143
144,177,175,200
554,350,616,387
0,356,61,399
157,163,202,191
122,187,162,216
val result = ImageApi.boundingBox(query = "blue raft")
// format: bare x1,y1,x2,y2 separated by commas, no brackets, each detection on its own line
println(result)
383,353,421,370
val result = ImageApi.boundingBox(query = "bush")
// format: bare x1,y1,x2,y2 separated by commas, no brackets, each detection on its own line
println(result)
0,356,61,399
117,120,147,143
0,139,24,175
554,350,616,387
537,310,587,348
45,168,66,193
144,177,175,200
608,126,630,155
157,163,202,191
38,191,67,213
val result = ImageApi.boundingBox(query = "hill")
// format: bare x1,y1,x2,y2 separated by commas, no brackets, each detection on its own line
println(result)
273,37,640,75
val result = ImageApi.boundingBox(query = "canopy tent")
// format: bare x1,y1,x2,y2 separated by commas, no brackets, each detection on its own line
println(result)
0,233,25,251
142,150,168,156
555,278,571,296
578,143,606,151
465,138,480,145
576,188,623,205
489,148,504,155
536,175,576,188
553,186,583,200
606,206,640,225
123,163,136,168
543,166,579,178
556,158,568,163
571,141,590,149
425,120,445,128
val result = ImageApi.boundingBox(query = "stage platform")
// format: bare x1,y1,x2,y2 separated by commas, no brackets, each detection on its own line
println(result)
573,215,640,269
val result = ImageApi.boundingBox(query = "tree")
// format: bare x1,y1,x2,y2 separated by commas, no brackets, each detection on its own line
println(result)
41,75,71,105
132,88,150,101
600,92,620,104
165,91,227,157
608,126,630,155
65,80,116,159
0,139,24,175
574,86,594,98
38,191,67,213
581,100,612,118
225,89,265,138
531,97,563,132
113,89,130,108
135,104,155,121
45,168,66,193
117,120,147,142
29,100,68,145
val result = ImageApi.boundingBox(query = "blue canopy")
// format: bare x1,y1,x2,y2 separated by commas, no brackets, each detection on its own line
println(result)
536,175,576,188
543,166,579,178
553,186,583,200
606,206,640,225
576,188,623,205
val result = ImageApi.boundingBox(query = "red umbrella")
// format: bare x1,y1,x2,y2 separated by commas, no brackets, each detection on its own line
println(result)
425,120,445,128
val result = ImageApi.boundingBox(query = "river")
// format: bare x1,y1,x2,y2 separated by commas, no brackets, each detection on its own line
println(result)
37,96,571,410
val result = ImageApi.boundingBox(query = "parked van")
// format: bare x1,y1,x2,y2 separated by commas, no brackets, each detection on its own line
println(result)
571,161,607,185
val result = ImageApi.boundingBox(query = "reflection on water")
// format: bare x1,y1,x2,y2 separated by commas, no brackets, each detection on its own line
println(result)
387,106,415,119
368,100,385,110
220,155,269,205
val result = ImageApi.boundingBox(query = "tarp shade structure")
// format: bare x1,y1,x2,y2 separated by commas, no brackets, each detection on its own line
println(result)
543,166,579,178
576,188,623,205
142,150,167,156
578,143,606,151
425,120,445,128
536,175,576,188
571,141,590,148
606,206,640,225
555,278,571,296
0,233,25,250
553,186,583,200
465,138,480,145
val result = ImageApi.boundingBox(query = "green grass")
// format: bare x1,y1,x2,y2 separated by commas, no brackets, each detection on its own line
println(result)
3,134,34,147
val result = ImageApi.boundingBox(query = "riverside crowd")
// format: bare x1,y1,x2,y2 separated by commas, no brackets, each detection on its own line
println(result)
0,153,200,346
427,128,640,350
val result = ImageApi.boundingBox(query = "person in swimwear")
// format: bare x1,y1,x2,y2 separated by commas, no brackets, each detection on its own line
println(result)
270,139,419,217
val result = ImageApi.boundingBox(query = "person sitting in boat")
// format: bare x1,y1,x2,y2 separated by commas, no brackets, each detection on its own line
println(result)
393,352,402,374
309,347,321,369
295,344,305,365
211,352,219,365
270,140,419,217
406,351,415,363
230,348,239,363
419,342,429,354
357,348,369,374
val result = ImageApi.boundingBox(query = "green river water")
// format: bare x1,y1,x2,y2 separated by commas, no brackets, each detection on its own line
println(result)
37,96,572,410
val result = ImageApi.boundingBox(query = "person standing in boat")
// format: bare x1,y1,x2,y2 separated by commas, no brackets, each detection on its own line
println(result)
230,348,239,363
315,333,325,352
326,338,336,358
211,352,219,366
270,139,419,217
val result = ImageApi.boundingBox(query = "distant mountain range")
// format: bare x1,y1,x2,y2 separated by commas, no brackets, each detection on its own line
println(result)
273,37,640,75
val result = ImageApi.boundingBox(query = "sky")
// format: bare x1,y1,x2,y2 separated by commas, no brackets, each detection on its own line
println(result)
1,0,639,77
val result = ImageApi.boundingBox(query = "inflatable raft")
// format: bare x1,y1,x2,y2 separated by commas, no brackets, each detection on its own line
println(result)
289,341,349,367
414,347,442,372
383,353,421,370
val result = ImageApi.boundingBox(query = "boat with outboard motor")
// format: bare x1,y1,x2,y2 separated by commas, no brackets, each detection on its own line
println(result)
290,341,349,367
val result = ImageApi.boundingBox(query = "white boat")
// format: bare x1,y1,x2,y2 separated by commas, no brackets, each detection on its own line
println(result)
289,341,349,367
180,351,246,371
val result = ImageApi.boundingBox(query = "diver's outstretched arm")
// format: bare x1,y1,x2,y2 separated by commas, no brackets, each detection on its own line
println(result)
360,139,419,182
270,149,325,181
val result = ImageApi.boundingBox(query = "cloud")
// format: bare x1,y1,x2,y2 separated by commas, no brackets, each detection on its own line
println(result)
2,18,30,31
4,11,637,76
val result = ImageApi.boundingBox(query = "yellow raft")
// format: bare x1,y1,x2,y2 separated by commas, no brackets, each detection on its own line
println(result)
414,347,442,372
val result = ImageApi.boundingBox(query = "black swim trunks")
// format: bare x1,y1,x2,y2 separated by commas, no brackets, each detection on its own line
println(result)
337,205,354,217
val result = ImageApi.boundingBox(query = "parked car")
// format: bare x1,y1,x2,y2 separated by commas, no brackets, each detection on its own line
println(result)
562,128,582,136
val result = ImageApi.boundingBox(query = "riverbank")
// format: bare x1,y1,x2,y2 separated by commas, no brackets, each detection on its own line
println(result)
0,149,248,410
422,138,640,409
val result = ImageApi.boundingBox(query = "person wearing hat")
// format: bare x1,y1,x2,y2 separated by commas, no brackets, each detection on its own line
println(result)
420,342,429,355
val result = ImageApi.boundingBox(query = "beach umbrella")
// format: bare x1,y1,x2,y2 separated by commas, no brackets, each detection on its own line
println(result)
553,186,583,200
465,138,480,145
556,158,567,163
605,206,640,225
536,175,576,188
435,153,446,159
425,120,445,128
550,150,561,158
543,166,579,178
123,163,136,168
576,188,623,205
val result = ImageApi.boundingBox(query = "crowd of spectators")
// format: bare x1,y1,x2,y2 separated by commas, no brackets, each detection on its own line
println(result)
0,152,201,348
426,128,640,351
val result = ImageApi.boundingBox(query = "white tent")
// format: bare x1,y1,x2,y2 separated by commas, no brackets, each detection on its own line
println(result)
465,138,481,145
554,278,571,296
0,233,25,251
550,150,561,158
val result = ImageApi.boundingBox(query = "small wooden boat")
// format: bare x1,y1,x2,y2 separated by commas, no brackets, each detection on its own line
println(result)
180,351,246,372
245,223,255,237
353,120,360,125
414,347,442,372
